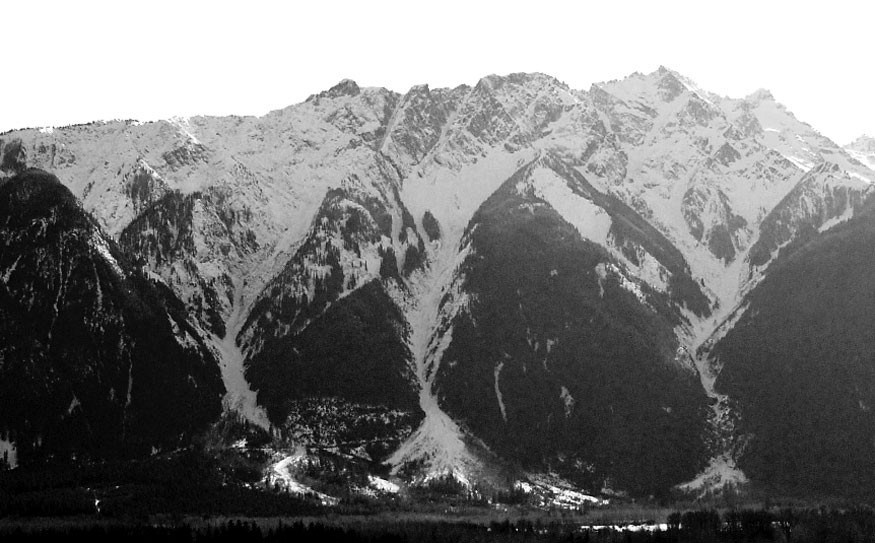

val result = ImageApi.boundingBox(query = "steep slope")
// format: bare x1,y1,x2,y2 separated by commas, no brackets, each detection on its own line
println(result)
237,166,426,459
245,280,421,460
712,196,875,496
586,69,873,315
589,71,874,494
3,69,863,342
385,71,872,493
0,81,400,326
748,161,872,267
118,188,260,338
591,69,800,306
0,170,224,468
432,156,710,495
0,81,406,427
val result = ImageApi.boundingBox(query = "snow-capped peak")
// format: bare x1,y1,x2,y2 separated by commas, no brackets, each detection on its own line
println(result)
745,88,776,103
307,78,361,101
596,66,719,112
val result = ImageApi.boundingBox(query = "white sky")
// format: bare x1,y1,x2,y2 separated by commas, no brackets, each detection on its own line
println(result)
1,0,872,144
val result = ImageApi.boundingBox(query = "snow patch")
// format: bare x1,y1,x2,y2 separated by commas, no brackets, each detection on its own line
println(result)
168,116,201,145
367,475,400,494
167,314,200,350
494,362,508,422
268,449,339,506
517,475,607,508
584,524,669,533
846,148,875,171
67,395,81,415
677,454,748,497
90,232,124,276
628,248,669,293
559,386,575,417
2,255,21,283
785,155,815,172
595,261,649,306
125,359,134,409
848,171,874,184
595,263,607,298
0,437,17,469
530,167,612,245
819,205,855,232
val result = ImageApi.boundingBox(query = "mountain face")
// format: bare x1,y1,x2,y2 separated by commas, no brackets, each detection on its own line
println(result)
0,170,224,469
1,67,874,498
713,199,875,496
846,135,875,171
433,156,710,495
235,166,426,459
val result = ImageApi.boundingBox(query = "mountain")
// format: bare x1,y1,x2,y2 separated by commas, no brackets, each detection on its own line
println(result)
846,135,875,171
1,67,873,498
712,197,875,497
0,169,224,469
431,154,710,495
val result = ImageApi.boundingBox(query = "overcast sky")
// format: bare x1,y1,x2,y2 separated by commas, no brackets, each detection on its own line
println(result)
2,0,872,144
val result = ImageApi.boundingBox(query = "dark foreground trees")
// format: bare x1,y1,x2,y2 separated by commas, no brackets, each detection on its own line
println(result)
5,509,875,542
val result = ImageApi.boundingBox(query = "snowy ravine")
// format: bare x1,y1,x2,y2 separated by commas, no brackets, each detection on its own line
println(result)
675,257,757,494
211,282,270,429
387,239,480,486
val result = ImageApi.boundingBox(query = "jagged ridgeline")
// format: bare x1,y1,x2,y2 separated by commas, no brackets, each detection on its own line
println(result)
0,169,224,466
1,67,874,498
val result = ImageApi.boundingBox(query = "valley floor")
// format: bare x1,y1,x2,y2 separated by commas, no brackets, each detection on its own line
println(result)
4,502,875,543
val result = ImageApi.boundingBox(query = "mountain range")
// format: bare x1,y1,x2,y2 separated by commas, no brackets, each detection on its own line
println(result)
1,66,874,500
